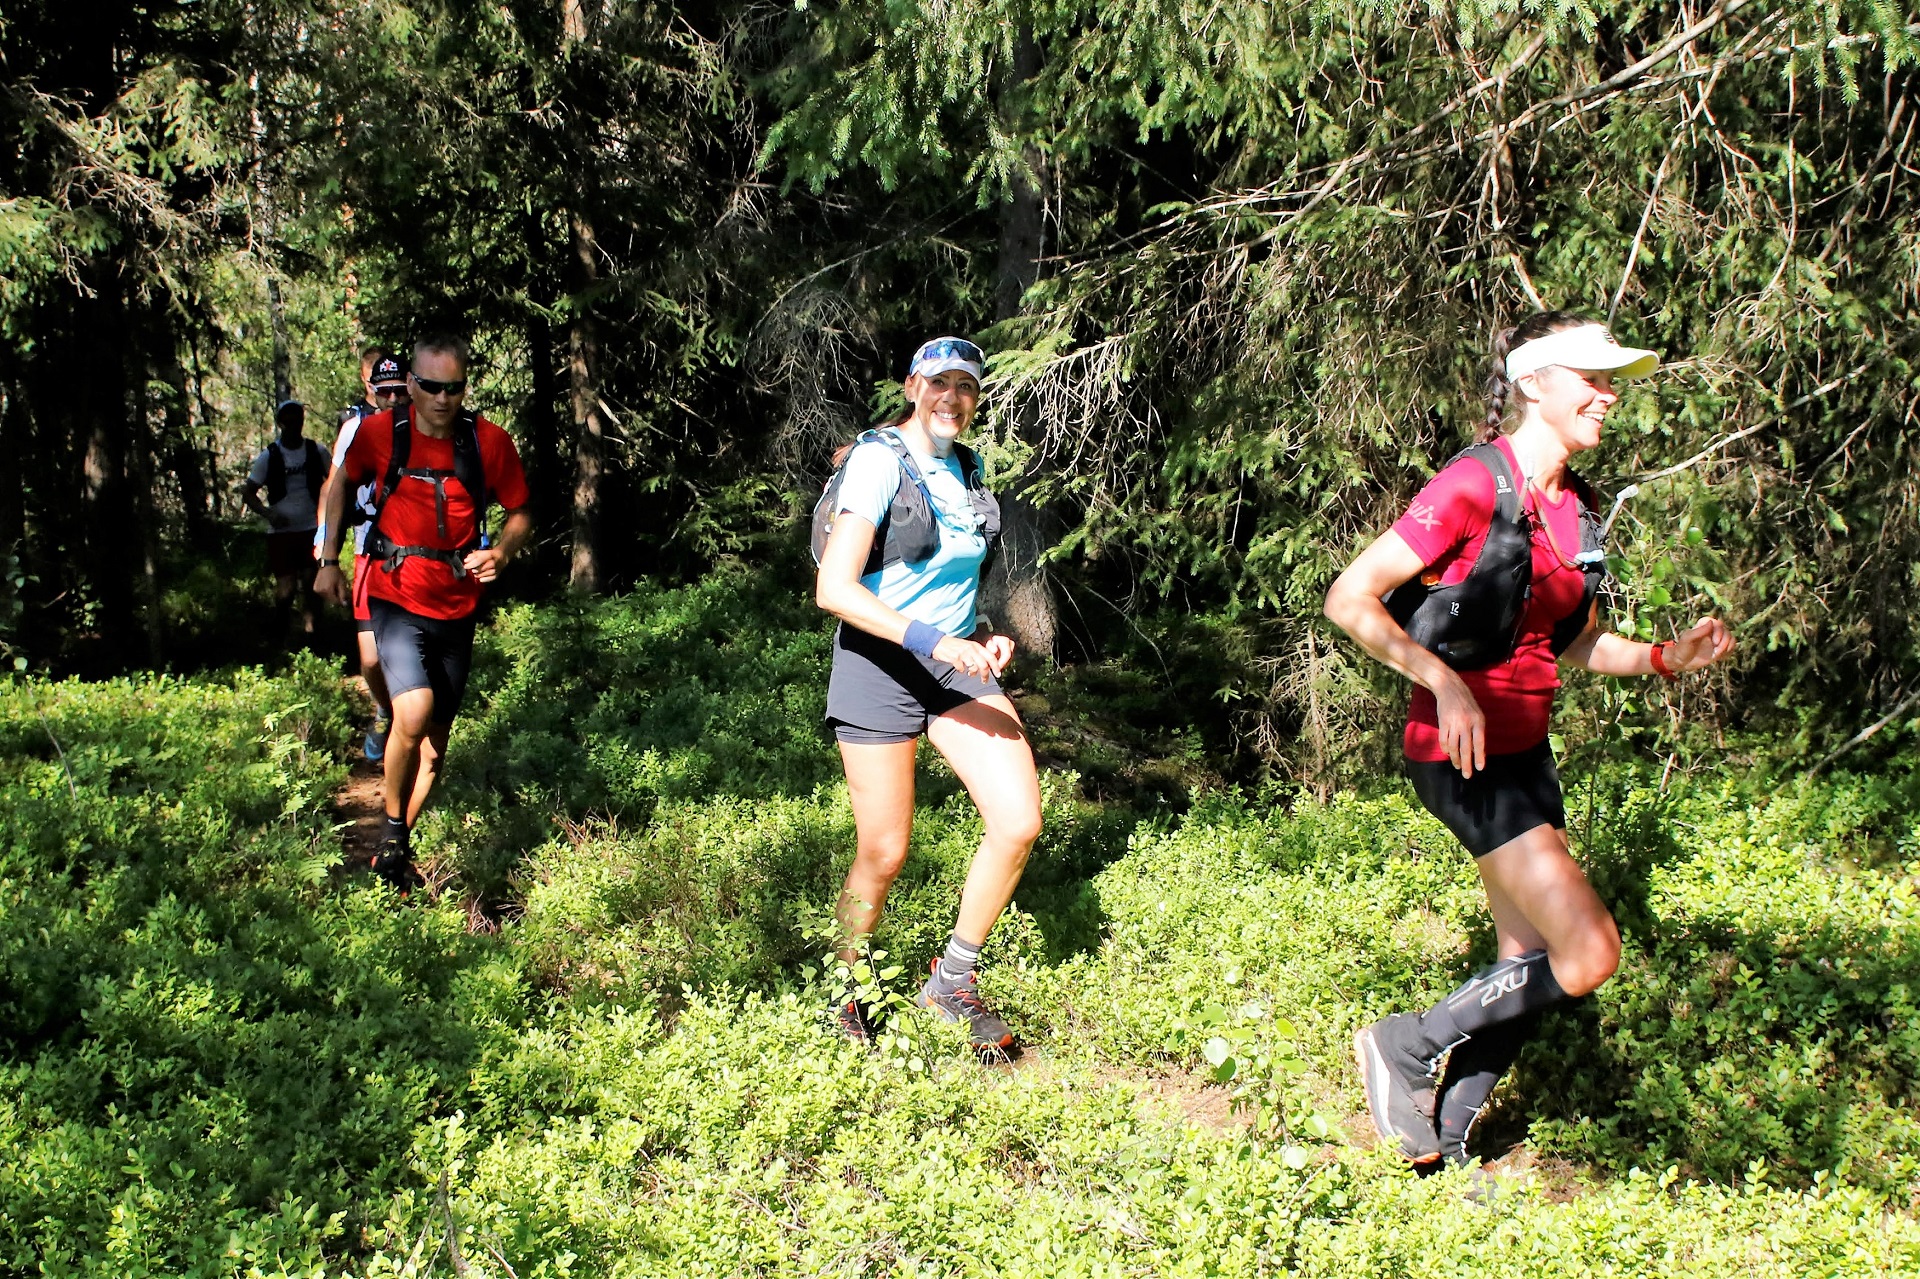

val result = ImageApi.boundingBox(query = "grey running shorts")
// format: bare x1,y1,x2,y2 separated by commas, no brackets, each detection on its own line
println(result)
369,597,478,725
1405,739,1567,857
825,622,1003,744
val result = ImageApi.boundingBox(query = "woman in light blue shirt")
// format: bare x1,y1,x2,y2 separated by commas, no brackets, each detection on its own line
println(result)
814,337,1041,1053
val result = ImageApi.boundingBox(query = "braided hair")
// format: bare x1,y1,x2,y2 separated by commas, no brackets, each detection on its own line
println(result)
1482,310,1590,443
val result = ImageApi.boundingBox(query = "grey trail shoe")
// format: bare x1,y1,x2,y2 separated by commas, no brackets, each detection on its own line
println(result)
916,962,1014,1051
1354,1012,1445,1165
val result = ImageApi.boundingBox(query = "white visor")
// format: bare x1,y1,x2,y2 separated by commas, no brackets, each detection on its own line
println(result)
1505,324,1659,381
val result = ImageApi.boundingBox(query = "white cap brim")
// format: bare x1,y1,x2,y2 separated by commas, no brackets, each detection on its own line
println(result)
1507,324,1659,380
911,357,984,382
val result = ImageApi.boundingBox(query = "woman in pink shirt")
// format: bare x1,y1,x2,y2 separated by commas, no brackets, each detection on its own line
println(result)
1324,311,1738,1177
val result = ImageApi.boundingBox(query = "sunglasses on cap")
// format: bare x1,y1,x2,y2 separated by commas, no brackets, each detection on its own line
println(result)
411,376,467,397
911,337,985,367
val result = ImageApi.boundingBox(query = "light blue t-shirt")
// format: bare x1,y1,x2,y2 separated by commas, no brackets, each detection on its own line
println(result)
835,434,989,637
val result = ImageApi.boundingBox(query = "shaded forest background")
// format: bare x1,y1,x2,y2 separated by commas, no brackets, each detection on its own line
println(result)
4,0,1918,781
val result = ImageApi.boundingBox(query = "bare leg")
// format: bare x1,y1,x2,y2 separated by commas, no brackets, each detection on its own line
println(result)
925,695,1043,946
383,687,436,822
1474,824,1621,996
404,719,451,825
298,579,319,634
358,630,392,719
835,738,918,960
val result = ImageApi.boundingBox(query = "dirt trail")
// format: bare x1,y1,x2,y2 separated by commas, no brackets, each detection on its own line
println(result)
330,676,388,871
333,759,387,870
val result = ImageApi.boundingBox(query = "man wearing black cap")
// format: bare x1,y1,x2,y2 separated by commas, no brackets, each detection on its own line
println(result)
242,399,331,636
340,346,389,429
319,353,409,760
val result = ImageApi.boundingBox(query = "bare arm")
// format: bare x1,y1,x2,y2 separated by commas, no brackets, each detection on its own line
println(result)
311,467,355,604
239,477,273,524
462,508,534,583
1560,607,1736,676
814,513,1005,680
313,459,349,554
1323,529,1490,777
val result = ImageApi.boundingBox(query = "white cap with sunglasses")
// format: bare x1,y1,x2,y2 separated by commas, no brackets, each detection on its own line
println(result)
908,337,986,383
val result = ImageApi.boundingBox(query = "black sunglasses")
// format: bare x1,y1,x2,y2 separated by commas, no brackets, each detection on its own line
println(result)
411,376,467,396
372,385,408,398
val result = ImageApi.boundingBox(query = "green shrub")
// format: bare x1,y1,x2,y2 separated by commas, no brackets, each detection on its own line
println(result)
0,656,525,1275
5,572,1919,1275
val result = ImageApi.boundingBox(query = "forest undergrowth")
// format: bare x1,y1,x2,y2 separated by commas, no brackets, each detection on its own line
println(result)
3,565,1919,1276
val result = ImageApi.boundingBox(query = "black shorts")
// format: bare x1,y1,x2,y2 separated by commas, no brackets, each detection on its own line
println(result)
1405,740,1567,857
369,598,478,725
266,530,316,580
825,623,1003,744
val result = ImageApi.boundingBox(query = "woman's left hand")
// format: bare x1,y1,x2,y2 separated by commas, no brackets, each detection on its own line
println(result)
982,634,1015,677
1667,617,1736,673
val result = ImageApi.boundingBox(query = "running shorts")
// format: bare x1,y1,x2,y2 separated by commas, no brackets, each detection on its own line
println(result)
369,597,478,724
351,553,374,631
1405,739,1567,857
825,622,1004,744
266,529,316,580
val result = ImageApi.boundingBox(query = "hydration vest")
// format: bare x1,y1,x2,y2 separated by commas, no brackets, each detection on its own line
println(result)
364,405,492,579
810,428,1001,574
264,439,327,506
1384,442,1606,671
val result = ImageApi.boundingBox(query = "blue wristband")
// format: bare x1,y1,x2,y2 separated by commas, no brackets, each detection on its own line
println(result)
901,620,944,659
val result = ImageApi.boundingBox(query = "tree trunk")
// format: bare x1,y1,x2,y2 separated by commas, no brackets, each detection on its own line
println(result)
523,306,563,574
994,29,1045,321
79,291,136,661
129,353,165,665
188,336,222,517
567,210,607,593
162,348,213,549
981,28,1057,662
266,274,293,406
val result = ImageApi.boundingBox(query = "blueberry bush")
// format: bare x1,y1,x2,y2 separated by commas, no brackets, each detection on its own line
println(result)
2,569,1917,1275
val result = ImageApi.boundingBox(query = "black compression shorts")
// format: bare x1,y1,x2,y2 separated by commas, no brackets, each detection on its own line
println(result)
1405,739,1566,857
369,598,478,725
824,622,1003,744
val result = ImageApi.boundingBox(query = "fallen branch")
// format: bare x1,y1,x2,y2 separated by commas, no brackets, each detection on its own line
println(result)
1632,363,1872,483
37,708,78,802
1811,685,1920,775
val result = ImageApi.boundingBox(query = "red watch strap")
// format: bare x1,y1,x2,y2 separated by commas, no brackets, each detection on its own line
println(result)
1650,641,1678,682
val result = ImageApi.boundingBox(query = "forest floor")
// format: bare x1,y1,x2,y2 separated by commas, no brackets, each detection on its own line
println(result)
329,677,387,873
333,761,385,870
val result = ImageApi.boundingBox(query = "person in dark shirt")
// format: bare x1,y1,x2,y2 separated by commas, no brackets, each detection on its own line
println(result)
240,399,330,638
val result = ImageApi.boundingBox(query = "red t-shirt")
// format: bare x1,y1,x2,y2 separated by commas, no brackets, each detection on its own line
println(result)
1391,436,1592,762
343,411,531,620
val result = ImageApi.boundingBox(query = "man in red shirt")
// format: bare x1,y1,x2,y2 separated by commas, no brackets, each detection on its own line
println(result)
315,334,534,890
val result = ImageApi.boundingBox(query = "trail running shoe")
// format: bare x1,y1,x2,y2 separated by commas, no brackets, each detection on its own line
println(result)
916,962,1014,1051
363,717,391,763
1354,1013,1443,1165
830,996,874,1044
369,836,423,896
